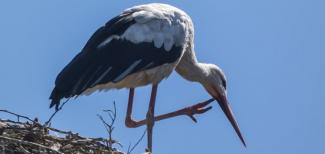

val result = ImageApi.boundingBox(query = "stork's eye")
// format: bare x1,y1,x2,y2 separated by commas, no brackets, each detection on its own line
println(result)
221,78,227,89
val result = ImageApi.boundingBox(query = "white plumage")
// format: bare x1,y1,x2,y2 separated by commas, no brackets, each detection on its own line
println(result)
98,4,189,51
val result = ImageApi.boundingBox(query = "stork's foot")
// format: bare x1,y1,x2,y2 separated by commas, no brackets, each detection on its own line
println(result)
125,98,214,128
181,98,214,123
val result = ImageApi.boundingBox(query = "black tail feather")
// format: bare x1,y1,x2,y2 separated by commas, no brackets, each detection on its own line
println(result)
49,87,62,111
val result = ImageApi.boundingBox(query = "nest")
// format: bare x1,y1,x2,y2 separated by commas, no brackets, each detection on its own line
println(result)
0,116,123,154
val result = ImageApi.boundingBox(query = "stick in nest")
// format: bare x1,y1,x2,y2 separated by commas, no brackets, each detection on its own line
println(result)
97,101,123,150
44,98,70,126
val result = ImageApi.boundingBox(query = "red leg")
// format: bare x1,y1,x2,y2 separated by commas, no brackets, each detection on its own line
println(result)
146,84,158,153
150,98,214,123
125,96,214,128
125,88,137,128
124,86,214,153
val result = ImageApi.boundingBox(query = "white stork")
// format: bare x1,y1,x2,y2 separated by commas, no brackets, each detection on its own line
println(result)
50,3,245,152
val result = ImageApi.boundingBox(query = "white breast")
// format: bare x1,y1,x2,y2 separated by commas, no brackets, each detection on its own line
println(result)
83,63,176,95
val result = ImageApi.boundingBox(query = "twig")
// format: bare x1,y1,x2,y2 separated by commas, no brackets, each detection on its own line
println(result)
46,127,73,135
97,101,122,149
44,98,70,126
0,109,37,123
127,129,146,154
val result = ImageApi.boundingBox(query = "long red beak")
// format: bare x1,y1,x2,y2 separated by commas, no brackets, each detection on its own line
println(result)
207,87,246,147
218,95,246,147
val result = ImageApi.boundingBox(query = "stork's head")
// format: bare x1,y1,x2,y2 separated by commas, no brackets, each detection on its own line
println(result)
201,64,246,146
201,64,228,98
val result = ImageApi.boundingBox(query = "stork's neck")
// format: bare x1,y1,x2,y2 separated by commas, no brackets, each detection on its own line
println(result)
175,22,210,84
175,48,208,84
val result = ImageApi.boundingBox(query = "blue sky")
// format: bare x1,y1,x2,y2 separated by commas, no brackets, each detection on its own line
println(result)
0,0,324,154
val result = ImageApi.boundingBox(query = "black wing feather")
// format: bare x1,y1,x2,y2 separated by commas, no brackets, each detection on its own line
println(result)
50,12,183,110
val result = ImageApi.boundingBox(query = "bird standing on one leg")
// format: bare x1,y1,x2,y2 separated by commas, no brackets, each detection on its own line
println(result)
50,3,246,153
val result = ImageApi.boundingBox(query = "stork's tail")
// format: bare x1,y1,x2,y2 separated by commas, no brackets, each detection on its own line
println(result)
49,87,62,111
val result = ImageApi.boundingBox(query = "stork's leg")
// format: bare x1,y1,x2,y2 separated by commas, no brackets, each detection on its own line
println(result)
125,90,214,128
146,84,158,152
125,86,213,152
125,88,136,128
